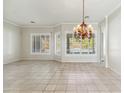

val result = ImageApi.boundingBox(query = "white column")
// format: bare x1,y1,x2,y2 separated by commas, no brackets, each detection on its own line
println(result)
105,16,109,68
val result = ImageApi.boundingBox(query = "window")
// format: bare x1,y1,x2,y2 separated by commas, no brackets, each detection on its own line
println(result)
31,33,51,54
55,32,61,55
66,33,95,55
66,34,81,54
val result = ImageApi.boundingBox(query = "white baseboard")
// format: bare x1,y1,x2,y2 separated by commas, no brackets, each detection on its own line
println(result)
61,60,98,63
109,67,121,76
104,65,120,76
4,57,100,64
21,57,53,61
3,58,21,64
60,58,98,62
54,59,62,62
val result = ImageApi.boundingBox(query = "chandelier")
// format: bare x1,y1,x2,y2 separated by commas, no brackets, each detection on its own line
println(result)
73,0,94,39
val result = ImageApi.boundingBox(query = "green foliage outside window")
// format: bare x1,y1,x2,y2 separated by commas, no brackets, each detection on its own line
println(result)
69,37,94,49
82,37,94,48
57,39,61,49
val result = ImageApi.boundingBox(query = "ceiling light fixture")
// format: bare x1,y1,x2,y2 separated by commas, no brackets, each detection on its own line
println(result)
30,21,35,23
73,0,94,39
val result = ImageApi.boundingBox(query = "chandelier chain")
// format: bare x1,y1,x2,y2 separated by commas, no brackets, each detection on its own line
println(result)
83,0,84,22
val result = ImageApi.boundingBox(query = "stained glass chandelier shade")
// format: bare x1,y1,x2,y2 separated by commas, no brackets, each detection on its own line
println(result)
73,0,94,39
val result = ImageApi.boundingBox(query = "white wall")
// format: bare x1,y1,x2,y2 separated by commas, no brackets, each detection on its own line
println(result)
3,21,100,63
21,27,54,60
21,23,100,63
99,6,121,75
3,22,21,64
108,7,121,75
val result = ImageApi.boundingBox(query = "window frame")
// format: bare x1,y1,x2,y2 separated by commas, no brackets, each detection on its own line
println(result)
55,32,61,56
30,33,51,55
65,31,97,56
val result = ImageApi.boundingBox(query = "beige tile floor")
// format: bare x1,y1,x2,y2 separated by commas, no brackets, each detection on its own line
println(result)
3,61,121,93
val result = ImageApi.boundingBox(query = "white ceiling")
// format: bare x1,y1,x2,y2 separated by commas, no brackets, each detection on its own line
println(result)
3,0,120,26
